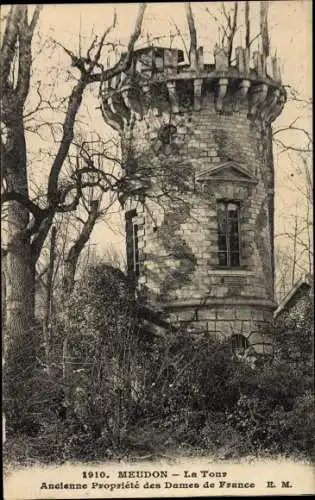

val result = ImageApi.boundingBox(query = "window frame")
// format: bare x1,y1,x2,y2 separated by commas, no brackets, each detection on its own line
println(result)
132,220,140,278
217,200,241,268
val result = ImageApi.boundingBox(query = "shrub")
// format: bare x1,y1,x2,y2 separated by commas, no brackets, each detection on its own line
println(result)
4,268,313,463
52,264,146,448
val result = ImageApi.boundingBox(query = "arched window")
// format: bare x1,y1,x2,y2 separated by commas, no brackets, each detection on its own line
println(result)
231,334,249,354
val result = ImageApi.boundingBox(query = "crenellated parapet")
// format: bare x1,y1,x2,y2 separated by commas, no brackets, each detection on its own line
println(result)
100,46,286,133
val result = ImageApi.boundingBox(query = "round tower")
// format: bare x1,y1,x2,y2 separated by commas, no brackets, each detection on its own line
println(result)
100,45,286,354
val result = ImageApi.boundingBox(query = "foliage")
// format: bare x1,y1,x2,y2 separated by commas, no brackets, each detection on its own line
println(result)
51,264,146,451
3,267,314,464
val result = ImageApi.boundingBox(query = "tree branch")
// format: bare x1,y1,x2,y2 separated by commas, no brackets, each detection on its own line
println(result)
29,4,42,33
63,199,100,293
90,3,147,84
1,190,46,220
31,215,54,263
91,10,118,66
48,4,146,204
47,79,87,204
245,1,250,48
227,2,238,63
273,123,312,142
260,1,270,57
16,7,33,104
185,2,198,70
0,5,23,92
169,18,189,60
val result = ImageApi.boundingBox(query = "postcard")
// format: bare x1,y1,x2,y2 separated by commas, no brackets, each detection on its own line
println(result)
1,2,313,498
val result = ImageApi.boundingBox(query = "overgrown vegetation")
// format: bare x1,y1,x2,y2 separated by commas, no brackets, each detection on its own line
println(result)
3,264,314,466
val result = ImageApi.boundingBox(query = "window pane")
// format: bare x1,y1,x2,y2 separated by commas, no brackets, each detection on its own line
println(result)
135,262,140,277
227,202,238,212
228,204,240,268
230,251,240,267
230,229,240,251
218,251,228,266
218,232,227,251
217,205,227,232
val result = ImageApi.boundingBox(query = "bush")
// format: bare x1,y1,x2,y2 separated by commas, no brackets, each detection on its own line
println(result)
5,267,313,463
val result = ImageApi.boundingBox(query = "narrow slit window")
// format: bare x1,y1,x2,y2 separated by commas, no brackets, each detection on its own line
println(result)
132,222,140,277
126,210,140,279
217,201,241,268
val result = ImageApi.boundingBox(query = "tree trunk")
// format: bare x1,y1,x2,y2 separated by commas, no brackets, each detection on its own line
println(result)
227,2,238,64
62,199,100,294
4,202,38,435
3,120,38,435
1,263,7,329
260,1,270,57
43,226,57,373
1,3,146,437
245,1,250,49
185,3,198,70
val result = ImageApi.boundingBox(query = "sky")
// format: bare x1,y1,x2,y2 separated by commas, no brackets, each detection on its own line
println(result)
9,2,313,272
36,2,312,95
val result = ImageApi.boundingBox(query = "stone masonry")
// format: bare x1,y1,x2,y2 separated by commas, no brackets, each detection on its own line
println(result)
100,45,286,354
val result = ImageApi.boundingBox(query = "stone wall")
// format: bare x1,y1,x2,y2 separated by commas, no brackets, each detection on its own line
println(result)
128,99,274,348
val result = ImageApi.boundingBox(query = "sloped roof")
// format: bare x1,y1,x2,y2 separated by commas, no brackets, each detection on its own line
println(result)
274,273,313,318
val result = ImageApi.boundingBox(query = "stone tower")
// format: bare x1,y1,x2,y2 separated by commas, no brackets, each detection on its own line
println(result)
100,44,286,354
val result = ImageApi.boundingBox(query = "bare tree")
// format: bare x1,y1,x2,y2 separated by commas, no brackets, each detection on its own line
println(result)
62,199,101,294
260,1,270,57
273,88,313,294
42,225,56,373
1,4,146,432
202,0,312,295
221,1,238,63
245,1,250,49
185,2,198,69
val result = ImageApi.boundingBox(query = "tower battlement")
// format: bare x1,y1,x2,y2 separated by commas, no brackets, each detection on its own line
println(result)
100,45,287,355
101,46,286,132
